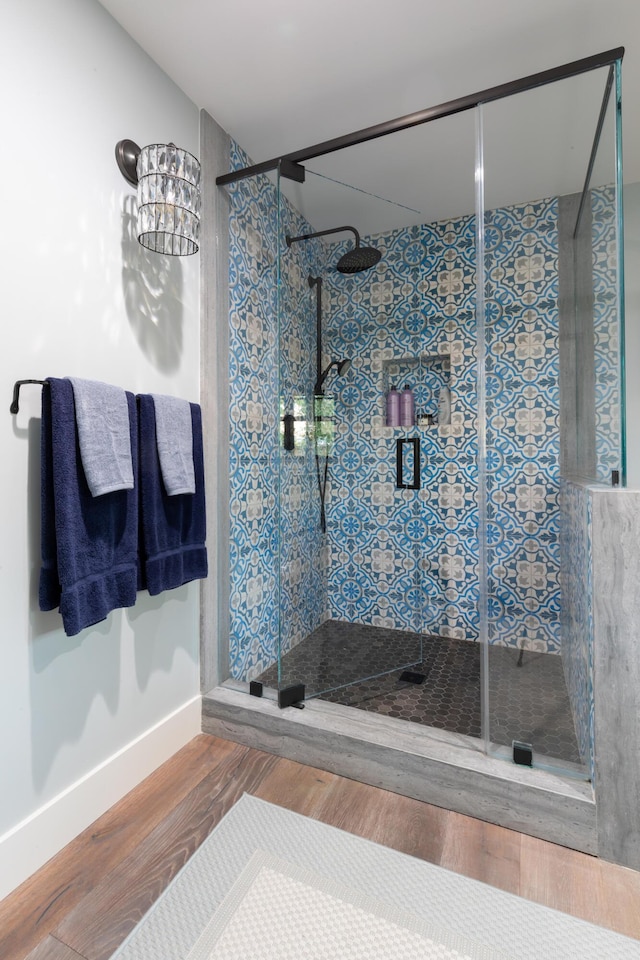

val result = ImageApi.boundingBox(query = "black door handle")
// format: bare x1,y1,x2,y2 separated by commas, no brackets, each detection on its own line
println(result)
283,413,295,451
396,437,420,490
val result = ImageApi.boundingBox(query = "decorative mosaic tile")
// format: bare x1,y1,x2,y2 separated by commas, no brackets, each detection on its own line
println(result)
227,144,329,679
324,198,562,650
591,186,621,482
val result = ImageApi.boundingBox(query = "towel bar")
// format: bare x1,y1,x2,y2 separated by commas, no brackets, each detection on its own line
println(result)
10,379,47,414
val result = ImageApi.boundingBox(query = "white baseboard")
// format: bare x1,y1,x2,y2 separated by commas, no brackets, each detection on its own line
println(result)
0,695,202,901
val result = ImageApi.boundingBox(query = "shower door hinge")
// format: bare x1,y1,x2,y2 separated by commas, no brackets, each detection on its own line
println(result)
611,469,620,487
512,741,533,767
278,683,306,709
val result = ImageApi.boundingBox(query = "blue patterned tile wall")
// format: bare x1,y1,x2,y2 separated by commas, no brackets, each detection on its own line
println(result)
227,144,329,680
325,198,563,651
227,150,279,681
324,215,479,640
277,204,330,662
227,160,619,677
591,186,621,481
484,199,562,652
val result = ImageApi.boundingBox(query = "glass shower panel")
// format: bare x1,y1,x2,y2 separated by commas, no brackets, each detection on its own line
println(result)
479,66,618,776
273,163,330,695
556,66,622,784
226,164,281,689
268,113,481,723
570,72,624,485
269,156,429,700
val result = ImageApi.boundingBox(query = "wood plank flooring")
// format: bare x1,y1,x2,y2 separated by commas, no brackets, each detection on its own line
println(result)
1,734,639,960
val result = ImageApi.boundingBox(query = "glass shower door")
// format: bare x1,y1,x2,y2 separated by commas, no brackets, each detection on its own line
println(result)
226,164,282,690
270,162,427,703
477,62,623,777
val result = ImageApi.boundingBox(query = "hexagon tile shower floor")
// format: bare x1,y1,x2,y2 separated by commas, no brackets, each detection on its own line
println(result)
257,622,581,765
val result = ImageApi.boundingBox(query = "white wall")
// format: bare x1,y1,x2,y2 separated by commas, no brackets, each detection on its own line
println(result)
0,0,201,897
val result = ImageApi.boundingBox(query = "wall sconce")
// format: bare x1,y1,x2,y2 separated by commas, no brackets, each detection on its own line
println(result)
115,139,201,256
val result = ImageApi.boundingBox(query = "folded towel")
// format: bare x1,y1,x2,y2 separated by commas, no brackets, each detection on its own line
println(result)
151,394,195,495
39,378,139,635
67,377,134,497
138,394,207,595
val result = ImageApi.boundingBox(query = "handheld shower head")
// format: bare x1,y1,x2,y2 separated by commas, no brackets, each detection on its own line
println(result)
315,358,352,395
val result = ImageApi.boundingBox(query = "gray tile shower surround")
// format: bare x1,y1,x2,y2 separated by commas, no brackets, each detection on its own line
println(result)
257,620,582,766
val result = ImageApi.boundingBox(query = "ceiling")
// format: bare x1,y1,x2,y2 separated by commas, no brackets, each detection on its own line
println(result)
99,0,640,235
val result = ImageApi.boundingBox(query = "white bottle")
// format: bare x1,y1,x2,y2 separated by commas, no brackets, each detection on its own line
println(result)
438,385,451,425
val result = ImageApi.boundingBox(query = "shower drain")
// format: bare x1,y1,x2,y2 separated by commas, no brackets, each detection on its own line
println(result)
398,669,429,684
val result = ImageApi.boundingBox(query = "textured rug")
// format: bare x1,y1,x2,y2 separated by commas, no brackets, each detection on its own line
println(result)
110,794,640,960
183,849,509,960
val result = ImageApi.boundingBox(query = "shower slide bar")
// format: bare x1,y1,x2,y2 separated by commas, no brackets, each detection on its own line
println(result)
216,47,624,186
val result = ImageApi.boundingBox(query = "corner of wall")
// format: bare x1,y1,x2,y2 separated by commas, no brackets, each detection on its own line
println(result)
199,109,231,694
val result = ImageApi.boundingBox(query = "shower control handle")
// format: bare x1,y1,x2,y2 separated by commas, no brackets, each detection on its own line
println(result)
396,437,420,490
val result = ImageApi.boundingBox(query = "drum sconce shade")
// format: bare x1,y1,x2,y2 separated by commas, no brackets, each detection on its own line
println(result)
115,139,201,256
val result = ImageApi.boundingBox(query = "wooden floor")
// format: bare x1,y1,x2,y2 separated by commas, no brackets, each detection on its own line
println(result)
2,735,640,960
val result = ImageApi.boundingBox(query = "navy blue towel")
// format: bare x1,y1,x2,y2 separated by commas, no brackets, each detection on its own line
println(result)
39,378,139,635
137,394,208,595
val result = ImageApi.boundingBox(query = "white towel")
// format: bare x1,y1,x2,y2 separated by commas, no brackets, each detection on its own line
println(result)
151,394,195,495
67,378,134,497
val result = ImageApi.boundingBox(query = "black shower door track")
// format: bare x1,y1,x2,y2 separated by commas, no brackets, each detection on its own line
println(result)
216,47,624,187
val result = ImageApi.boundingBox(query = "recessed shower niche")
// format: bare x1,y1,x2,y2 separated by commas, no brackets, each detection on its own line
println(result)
379,346,454,432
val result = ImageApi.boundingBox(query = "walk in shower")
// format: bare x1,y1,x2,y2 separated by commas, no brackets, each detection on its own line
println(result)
220,49,625,783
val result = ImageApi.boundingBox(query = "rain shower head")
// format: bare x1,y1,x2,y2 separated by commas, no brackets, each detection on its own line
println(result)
286,225,381,274
335,243,381,274
315,358,352,395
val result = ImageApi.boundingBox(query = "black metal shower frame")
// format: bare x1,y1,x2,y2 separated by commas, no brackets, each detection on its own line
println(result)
215,47,624,187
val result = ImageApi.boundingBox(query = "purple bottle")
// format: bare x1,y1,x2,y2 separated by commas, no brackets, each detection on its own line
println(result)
386,386,400,427
400,384,415,427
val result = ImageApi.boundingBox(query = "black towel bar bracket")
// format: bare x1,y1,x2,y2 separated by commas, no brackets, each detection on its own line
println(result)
10,379,48,414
